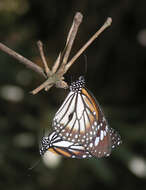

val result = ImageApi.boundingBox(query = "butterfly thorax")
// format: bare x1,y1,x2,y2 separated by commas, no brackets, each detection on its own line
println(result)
70,76,85,93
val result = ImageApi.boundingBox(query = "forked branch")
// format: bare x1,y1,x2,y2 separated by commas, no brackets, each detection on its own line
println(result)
0,12,112,95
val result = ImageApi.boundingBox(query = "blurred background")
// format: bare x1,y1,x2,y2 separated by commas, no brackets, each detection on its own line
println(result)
0,0,146,190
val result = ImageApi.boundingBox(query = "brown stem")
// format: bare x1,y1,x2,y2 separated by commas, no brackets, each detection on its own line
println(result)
64,17,112,74
31,78,54,94
31,73,61,94
57,12,83,75
37,41,52,76
62,12,83,67
0,42,46,78
52,52,61,73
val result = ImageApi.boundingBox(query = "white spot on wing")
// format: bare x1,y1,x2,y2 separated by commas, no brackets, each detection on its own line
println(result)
90,131,93,135
89,143,93,148
94,121,97,126
95,137,99,146
66,133,69,137
93,111,96,115
70,145,84,150
75,134,78,139
100,130,104,141
93,131,96,135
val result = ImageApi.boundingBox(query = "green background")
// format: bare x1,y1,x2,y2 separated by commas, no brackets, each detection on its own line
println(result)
0,0,146,190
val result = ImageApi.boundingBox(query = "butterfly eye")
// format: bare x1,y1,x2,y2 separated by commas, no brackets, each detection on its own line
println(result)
78,76,85,82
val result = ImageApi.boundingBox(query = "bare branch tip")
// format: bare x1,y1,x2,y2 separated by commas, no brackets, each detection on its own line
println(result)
74,12,83,24
37,40,43,47
105,17,112,26
29,90,35,95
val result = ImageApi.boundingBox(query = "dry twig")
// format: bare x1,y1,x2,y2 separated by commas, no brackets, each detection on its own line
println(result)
0,42,46,78
0,12,112,95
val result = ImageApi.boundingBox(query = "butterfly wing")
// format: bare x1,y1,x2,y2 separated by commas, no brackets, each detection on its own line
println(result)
85,109,111,158
88,128,122,158
51,142,92,159
53,87,107,146
86,121,122,158
41,131,92,159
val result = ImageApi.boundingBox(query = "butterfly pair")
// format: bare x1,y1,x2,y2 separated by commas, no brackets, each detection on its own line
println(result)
40,76,121,159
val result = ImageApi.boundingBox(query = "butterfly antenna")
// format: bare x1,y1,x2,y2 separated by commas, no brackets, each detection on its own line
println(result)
70,75,75,85
83,54,88,77
25,158,41,177
42,127,46,137
71,75,73,84
28,159,41,171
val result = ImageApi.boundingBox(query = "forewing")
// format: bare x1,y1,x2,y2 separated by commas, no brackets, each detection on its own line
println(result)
53,88,105,146
53,91,77,136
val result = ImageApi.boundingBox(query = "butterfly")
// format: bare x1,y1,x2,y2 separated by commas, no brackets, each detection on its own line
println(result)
40,76,121,158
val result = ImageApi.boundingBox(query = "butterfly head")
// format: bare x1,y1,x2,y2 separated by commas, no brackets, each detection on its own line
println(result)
70,76,85,93
40,136,51,156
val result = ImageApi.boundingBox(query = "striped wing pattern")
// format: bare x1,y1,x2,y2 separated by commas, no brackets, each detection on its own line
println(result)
40,131,92,159
40,76,122,159
53,88,103,146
